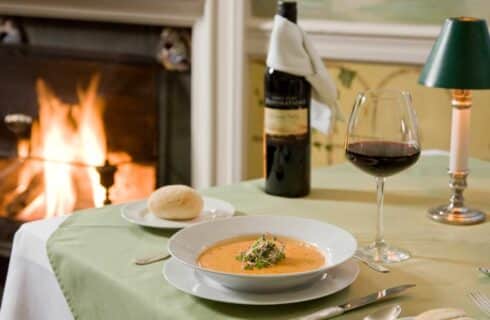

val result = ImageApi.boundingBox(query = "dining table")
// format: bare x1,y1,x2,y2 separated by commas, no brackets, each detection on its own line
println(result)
1,155,489,320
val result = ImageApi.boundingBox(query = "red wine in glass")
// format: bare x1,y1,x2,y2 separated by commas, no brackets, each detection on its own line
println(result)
346,141,420,177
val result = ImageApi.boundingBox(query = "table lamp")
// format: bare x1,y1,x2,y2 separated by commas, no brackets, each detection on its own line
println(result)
419,17,490,224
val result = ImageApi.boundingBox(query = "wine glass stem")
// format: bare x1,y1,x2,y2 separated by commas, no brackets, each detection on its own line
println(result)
375,177,385,246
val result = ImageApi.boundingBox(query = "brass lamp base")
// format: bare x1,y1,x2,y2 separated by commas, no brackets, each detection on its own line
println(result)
428,171,486,225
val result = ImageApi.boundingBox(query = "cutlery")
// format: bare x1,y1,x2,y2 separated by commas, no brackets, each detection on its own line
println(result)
414,308,466,319
469,291,490,317
478,266,490,276
354,254,390,273
133,252,171,265
300,284,415,320
205,208,228,219
364,304,401,320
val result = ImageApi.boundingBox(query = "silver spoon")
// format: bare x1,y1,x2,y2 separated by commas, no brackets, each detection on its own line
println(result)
133,252,171,265
478,266,490,276
364,305,401,320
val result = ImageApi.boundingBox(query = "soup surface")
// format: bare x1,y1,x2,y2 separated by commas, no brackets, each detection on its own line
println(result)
198,235,325,275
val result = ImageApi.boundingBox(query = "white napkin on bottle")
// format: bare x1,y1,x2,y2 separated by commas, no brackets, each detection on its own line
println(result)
266,15,343,134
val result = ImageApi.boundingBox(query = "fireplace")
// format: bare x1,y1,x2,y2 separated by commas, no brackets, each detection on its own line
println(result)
0,17,191,255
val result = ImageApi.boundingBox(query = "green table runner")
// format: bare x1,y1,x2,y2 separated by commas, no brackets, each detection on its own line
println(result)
47,156,490,319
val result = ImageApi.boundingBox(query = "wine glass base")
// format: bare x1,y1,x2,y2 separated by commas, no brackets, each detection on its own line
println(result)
357,242,411,264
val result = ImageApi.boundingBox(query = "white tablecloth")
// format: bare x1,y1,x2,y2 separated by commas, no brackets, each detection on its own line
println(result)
0,152,474,320
0,216,72,320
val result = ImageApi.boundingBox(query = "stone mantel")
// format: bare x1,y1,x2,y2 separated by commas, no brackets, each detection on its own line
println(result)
0,0,204,27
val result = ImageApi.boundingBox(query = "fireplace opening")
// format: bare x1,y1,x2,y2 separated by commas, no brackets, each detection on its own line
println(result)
0,17,191,255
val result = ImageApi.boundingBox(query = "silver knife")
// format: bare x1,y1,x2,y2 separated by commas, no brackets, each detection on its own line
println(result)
353,254,390,273
300,284,415,320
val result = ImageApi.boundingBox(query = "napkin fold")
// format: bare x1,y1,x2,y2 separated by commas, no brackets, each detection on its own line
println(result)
266,15,343,134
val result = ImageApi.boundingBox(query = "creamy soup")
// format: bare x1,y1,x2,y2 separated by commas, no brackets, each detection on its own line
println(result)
197,235,325,275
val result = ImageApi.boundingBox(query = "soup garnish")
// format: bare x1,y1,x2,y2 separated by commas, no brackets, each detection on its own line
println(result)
236,234,285,270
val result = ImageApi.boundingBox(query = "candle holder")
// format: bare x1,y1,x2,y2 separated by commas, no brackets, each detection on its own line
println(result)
428,170,485,224
418,17,490,225
96,159,117,205
428,90,486,224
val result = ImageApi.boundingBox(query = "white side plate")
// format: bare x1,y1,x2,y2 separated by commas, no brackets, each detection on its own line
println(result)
163,257,359,305
121,197,235,229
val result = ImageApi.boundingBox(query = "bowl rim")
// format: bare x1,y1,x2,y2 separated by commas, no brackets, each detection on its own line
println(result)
167,215,357,279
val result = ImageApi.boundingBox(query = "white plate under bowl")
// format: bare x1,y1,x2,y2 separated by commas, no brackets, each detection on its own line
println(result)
168,215,357,292
163,257,359,305
121,197,235,229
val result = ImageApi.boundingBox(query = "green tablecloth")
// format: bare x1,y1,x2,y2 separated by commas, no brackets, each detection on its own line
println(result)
47,156,490,319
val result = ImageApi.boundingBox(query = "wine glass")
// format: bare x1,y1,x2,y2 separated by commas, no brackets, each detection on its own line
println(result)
345,89,420,263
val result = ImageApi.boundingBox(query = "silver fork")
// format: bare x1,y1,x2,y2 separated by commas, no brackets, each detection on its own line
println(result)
469,291,490,317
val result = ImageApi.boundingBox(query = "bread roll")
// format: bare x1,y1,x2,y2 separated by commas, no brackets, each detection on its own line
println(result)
148,185,203,220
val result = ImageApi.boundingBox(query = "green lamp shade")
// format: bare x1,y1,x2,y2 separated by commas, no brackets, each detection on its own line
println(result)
419,17,490,89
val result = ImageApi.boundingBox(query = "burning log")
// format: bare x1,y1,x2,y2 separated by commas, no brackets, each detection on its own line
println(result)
5,171,44,218
0,160,23,196
0,159,27,215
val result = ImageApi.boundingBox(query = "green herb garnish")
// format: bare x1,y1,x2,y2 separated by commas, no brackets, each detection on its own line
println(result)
236,234,286,270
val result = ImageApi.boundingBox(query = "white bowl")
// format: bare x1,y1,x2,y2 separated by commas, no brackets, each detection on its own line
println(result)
168,215,357,292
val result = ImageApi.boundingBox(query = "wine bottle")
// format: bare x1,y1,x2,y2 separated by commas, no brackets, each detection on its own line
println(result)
264,1,311,197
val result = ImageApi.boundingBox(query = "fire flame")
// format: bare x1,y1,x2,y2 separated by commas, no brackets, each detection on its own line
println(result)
2,74,156,221
18,75,107,219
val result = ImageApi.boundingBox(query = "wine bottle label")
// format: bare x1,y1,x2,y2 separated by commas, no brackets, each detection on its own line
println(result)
264,108,308,136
